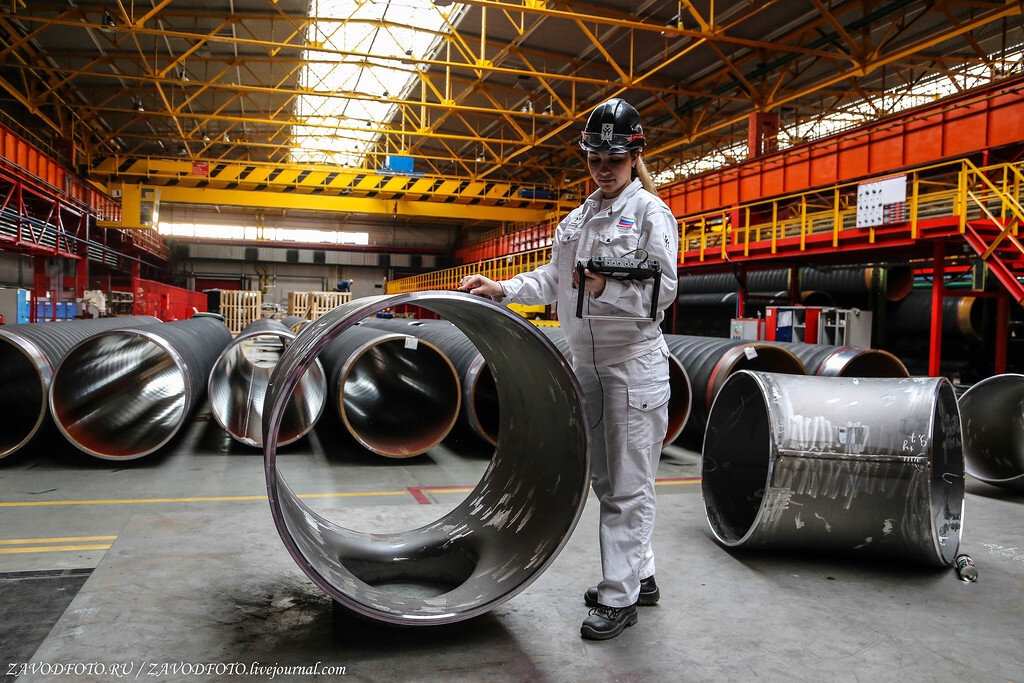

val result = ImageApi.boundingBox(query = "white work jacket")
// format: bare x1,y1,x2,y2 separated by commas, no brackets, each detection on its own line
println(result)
499,178,679,366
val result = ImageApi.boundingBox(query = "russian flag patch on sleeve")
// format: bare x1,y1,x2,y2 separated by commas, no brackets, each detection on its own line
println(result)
617,216,636,228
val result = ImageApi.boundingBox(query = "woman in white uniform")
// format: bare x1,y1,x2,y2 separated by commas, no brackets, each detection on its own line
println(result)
458,98,679,641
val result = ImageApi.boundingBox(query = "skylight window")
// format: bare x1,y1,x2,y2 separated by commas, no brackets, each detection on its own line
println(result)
652,43,1024,187
291,0,465,168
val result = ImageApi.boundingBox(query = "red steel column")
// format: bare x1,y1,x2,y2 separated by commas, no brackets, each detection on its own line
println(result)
928,241,945,377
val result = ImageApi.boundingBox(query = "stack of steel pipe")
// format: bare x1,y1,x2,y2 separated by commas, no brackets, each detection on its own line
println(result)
318,324,461,457
208,319,326,448
763,341,909,377
0,315,161,459
677,266,912,302
958,373,1024,490
663,334,806,438
536,325,693,444
262,292,588,626
358,318,500,444
280,315,311,335
48,317,232,460
702,372,963,565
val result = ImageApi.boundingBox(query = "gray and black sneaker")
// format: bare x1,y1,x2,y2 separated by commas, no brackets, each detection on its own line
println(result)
580,603,639,640
584,575,660,608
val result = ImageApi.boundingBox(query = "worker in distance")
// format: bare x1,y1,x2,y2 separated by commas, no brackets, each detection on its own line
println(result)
458,98,679,640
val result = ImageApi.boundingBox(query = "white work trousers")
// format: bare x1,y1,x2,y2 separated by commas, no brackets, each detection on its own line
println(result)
572,346,671,608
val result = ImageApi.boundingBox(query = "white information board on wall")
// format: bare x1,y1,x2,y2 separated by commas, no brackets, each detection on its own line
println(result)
856,174,907,228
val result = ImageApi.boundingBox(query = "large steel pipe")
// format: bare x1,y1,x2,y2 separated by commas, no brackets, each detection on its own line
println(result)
765,341,909,378
49,317,232,460
537,326,692,443
664,334,806,437
359,318,500,444
702,371,964,565
208,319,326,447
263,292,588,626
887,291,983,340
958,373,1024,490
0,315,160,458
280,315,311,335
318,324,461,457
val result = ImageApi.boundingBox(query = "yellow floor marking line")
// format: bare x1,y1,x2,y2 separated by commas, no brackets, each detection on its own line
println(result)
0,535,117,545
0,544,112,555
0,491,410,507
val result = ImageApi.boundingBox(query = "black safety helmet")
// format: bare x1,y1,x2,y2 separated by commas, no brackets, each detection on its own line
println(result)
579,98,646,154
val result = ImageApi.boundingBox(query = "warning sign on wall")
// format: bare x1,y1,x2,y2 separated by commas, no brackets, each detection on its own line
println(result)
856,174,907,228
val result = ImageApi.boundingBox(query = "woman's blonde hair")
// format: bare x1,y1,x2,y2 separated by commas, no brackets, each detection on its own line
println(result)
633,153,657,195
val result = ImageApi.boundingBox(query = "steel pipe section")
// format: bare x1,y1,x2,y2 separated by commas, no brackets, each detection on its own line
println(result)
360,318,500,444
318,324,461,457
0,316,161,458
958,374,1024,490
208,319,326,447
262,292,588,626
537,326,692,443
702,372,964,565
888,291,983,340
664,334,806,437
280,315,311,335
765,342,909,378
49,317,232,460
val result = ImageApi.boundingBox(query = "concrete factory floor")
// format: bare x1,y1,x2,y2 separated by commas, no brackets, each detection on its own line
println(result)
1,409,1023,681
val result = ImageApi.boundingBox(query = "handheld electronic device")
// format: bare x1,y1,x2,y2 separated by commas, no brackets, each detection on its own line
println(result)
575,256,662,322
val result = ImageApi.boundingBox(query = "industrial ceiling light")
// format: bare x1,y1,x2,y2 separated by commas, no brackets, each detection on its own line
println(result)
476,152,485,162
432,0,453,6
133,97,144,112
102,10,116,28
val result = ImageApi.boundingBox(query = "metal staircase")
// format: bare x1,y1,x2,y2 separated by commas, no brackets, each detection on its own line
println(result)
961,161,1024,304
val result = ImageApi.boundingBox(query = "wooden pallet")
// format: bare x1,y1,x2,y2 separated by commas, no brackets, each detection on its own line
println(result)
220,290,263,335
287,291,311,316
306,291,351,320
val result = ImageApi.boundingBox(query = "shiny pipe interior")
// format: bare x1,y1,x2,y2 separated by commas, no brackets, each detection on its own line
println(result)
959,374,1024,489
337,337,460,457
50,331,190,458
208,332,326,447
0,337,49,457
49,332,188,460
263,293,589,626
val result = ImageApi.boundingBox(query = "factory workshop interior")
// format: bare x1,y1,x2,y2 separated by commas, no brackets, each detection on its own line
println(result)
1,0,1023,679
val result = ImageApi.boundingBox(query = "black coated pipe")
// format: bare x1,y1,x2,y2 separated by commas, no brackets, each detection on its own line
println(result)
262,292,588,626
764,341,909,377
0,315,161,458
958,373,1024,490
48,317,232,460
677,266,912,301
703,371,963,566
318,325,461,457
208,319,326,447
280,315,311,335
664,334,806,437
887,291,983,340
536,326,692,443
359,318,500,444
